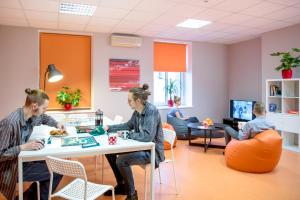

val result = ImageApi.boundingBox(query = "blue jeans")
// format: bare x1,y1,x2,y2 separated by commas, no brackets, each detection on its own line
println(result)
21,161,63,200
224,125,239,145
106,151,151,195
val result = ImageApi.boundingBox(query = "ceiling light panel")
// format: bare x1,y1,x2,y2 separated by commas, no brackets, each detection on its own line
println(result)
60,2,96,16
176,19,211,28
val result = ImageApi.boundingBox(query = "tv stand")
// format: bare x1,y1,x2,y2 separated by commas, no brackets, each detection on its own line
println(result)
223,118,238,131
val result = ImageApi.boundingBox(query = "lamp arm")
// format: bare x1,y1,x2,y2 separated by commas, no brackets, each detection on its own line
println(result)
44,70,48,91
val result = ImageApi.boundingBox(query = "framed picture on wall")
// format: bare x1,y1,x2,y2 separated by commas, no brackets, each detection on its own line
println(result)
109,59,140,91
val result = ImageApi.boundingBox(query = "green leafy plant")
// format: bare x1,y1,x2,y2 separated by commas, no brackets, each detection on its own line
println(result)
56,86,81,106
165,79,180,100
270,48,300,71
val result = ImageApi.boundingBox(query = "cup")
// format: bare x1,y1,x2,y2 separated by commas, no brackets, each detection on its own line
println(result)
108,133,118,145
122,131,130,140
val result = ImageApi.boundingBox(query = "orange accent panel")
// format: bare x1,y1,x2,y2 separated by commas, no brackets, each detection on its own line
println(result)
225,130,282,173
154,42,186,72
40,33,91,109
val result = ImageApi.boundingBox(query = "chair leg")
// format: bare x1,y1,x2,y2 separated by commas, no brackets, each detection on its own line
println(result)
171,149,178,195
101,155,104,183
112,187,115,200
36,181,40,200
158,167,162,184
144,166,147,200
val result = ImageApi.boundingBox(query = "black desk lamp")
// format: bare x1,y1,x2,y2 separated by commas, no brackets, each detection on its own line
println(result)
44,64,63,90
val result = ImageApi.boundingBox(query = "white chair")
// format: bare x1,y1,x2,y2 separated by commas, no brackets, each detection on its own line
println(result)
45,156,115,200
142,128,178,200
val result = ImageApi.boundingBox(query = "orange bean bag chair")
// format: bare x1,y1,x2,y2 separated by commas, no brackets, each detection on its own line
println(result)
162,122,177,150
225,129,282,173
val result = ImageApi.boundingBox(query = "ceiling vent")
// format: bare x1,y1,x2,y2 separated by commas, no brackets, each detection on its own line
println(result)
110,33,142,47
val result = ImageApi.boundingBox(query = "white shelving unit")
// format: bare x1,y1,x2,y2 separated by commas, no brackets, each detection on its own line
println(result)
266,79,300,152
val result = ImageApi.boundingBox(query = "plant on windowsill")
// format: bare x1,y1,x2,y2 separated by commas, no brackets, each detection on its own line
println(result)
165,79,179,107
56,86,81,111
270,48,300,79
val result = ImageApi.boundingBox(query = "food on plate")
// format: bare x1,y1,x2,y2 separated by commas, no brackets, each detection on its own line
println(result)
50,129,67,136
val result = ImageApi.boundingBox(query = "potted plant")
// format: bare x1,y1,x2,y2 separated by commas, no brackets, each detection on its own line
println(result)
270,48,300,79
165,79,179,107
56,86,81,111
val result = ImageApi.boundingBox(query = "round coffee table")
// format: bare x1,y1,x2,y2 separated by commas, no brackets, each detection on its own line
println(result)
187,122,225,152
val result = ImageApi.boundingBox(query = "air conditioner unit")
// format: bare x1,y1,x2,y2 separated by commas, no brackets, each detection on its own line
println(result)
110,33,142,47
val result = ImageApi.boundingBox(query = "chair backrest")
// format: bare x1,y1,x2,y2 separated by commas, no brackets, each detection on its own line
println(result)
113,115,123,124
163,128,176,147
45,156,87,181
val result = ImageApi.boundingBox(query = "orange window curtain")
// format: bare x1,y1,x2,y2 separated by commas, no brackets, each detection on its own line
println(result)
153,42,187,72
40,33,91,109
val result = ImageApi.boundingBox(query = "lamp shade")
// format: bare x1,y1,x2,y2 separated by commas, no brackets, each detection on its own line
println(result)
47,64,63,82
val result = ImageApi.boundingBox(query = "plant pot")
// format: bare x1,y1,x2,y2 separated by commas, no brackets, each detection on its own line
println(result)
282,69,293,79
168,99,174,107
64,103,72,111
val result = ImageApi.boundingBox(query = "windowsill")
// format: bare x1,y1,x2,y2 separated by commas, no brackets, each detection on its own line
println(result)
157,105,193,110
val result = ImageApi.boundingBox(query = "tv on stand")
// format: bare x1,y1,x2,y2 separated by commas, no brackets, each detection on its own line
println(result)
223,100,256,130
230,99,256,121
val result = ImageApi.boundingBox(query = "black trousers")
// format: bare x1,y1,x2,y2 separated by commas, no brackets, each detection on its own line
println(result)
19,161,63,200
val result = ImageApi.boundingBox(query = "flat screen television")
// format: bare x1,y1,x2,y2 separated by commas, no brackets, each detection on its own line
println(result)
230,100,256,121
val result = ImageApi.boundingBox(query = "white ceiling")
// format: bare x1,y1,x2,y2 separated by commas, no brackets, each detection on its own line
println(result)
0,0,300,44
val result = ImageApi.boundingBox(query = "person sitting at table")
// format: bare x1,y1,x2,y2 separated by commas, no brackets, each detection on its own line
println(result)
104,83,165,200
0,88,64,200
168,96,198,123
224,102,275,145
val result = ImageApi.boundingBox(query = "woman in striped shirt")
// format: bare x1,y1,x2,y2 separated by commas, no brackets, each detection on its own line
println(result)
0,88,63,200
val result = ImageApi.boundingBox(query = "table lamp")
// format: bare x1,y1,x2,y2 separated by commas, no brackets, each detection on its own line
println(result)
44,64,63,90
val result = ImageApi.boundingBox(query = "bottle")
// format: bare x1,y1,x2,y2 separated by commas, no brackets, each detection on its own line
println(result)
99,110,103,126
95,109,101,126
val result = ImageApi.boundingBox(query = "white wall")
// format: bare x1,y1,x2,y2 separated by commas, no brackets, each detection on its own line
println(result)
0,25,229,123
228,38,262,102
0,26,39,118
261,23,300,103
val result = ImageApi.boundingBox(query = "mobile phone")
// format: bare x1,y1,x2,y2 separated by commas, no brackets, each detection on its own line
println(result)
82,142,100,148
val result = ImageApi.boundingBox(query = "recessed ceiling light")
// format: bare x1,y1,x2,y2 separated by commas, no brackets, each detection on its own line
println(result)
60,2,96,16
176,19,211,29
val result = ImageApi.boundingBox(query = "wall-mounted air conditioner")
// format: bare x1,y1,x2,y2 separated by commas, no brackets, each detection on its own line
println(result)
110,33,142,47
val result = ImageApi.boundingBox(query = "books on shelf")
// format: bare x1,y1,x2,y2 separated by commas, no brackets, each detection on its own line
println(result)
270,85,281,96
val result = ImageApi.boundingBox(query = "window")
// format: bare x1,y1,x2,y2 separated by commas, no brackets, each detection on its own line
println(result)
153,41,189,107
154,72,184,106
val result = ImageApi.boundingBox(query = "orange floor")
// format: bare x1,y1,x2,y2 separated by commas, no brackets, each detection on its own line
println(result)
53,138,300,200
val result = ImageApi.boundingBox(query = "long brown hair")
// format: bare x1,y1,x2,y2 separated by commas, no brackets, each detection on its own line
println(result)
24,88,49,106
129,84,151,105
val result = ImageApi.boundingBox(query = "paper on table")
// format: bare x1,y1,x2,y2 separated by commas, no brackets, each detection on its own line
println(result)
29,125,77,140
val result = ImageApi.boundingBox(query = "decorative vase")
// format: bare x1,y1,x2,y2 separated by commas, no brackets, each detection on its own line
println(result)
168,99,174,107
282,69,293,79
64,103,72,111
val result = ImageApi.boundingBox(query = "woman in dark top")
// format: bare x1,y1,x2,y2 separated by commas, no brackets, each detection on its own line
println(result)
104,84,165,200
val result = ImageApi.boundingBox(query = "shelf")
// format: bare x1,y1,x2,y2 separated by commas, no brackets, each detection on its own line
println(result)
268,96,282,98
266,79,300,152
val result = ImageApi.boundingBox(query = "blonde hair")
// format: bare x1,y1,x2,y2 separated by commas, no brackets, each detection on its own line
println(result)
174,96,181,103
253,102,265,115
24,88,49,106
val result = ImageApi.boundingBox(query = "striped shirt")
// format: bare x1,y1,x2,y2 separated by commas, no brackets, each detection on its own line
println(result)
0,108,58,199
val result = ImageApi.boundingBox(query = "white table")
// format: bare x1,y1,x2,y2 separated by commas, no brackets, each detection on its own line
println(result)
18,134,156,200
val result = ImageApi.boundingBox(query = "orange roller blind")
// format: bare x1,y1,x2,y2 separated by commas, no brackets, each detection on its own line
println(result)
153,42,186,72
40,33,91,110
